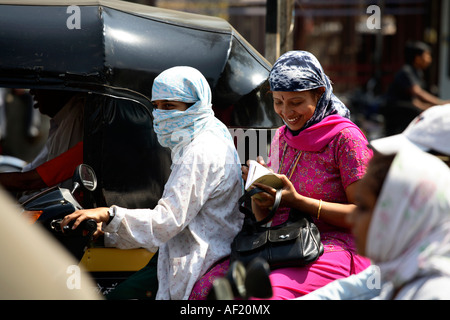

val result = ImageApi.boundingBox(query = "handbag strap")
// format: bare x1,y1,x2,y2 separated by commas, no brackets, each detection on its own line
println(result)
238,188,283,226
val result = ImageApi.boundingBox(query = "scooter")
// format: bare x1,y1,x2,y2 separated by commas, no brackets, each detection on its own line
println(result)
19,164,155,296
19,164,274,299
21,164,98,260
209,258,273,300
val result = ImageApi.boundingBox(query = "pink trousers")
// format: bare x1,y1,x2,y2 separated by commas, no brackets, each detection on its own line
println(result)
189,249,370,300
261,250,370,300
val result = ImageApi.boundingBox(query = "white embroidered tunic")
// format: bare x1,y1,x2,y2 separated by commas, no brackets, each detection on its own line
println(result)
104,130,243,299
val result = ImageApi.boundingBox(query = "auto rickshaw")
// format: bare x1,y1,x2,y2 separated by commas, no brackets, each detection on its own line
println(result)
0,0,282,295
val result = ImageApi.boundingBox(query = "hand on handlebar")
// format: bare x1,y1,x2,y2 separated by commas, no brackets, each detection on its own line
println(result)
60,207,109,235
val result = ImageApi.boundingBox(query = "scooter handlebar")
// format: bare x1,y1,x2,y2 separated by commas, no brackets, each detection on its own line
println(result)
50,218,97,234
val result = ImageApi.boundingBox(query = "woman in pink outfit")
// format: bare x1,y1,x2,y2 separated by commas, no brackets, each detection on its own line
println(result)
249,51,372,299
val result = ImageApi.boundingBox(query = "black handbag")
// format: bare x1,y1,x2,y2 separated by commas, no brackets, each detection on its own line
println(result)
230,188,324,270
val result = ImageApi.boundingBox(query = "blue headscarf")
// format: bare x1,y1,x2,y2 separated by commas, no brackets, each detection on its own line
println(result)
269,51,350,130
151,66,232,161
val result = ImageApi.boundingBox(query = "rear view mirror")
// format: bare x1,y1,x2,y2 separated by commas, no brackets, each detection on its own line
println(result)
72,164,97,194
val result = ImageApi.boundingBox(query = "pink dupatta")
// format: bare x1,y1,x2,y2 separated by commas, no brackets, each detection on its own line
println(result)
282,114,365,152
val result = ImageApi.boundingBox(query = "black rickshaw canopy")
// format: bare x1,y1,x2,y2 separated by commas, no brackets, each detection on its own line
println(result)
0,0,281,208
0,0,277,127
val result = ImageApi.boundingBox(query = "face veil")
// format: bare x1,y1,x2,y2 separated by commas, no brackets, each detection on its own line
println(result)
151,66,232,161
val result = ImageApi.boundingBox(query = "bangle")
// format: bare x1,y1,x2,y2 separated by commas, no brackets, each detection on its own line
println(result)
317,199,323,220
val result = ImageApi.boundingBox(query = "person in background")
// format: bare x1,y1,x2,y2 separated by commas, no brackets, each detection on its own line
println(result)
60,67,243,300
243,51,372,299
351,142,450,299
297,104,450,300
383,41,450,135
12,88,42,142
0,90,84,196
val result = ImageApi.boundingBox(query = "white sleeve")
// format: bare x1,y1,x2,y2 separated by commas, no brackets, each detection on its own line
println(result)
103,143,223,251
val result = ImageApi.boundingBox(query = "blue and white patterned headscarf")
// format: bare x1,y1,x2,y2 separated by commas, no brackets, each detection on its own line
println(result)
151,66,232,161
269,51,350,130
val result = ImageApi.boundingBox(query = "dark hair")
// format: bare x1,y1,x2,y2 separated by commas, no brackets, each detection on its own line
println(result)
365,151,396,198
311,87,325,103
404,41,431,65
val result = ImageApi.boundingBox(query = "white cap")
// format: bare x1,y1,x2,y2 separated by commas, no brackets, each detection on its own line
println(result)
370,104,450,155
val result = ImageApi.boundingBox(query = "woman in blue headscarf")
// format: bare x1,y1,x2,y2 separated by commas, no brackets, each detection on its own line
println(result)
246,51,372,299
61,66,243,300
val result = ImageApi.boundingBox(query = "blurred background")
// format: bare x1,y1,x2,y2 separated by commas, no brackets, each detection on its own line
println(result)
1,0,447,161
142,0,448,140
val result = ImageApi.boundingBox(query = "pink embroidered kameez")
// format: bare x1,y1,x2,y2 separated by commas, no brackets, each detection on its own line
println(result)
262,118,372,299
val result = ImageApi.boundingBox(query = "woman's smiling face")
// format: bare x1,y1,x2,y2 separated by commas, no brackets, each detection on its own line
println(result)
272,89,323,131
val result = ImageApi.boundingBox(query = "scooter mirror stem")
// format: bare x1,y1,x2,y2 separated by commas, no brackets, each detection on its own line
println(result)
71,181,80,194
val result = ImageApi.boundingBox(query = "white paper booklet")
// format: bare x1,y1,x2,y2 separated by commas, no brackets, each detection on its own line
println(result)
244,160,284,191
